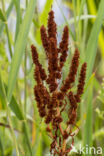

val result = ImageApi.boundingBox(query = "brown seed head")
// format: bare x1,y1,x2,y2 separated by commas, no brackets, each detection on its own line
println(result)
40,25,50,57
75,62,87,102
48,10,57,43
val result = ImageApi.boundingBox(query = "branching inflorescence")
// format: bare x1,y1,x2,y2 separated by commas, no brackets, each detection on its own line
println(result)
31,10,87,156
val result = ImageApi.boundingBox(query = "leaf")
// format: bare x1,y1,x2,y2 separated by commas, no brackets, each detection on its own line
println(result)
0,9,6,22
0,138,4,156
84,84,93,151
42,132,51,147
87,0,104,57
0,0,13,36
34,133,43,156
13,0,21,42
9,96,24,120
84,72,95,93
0,69,24,119
93,127,104,140
68,15,96,25
0,76,24,120
7,0,36,103
39,0,53,26
35,0,53,43
22,122,33,156
0,74,6,109
83,0,104,154
85,0,104,82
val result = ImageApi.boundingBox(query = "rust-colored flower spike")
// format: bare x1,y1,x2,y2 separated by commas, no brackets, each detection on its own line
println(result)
31,45,47,80
60,48,79,93
40,25,50,58
59,26,69,70
75,62,87,103
31,9,87,156
48,10,57,44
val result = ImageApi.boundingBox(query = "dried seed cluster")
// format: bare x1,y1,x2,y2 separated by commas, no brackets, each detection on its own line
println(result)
31,10,87,156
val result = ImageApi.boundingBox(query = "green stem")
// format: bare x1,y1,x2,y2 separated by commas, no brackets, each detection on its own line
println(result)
24,0,28,117
1,0,12,58
26,0,28,6
5,24,13,57
24,49,27,117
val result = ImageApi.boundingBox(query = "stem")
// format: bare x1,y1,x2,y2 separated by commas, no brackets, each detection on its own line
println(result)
26,0,28,6
5,24,13,57
57,106,64,135
24,0,28,117
24,49,27,117
59,124,63,135
62,139,66,153
1,0,12,58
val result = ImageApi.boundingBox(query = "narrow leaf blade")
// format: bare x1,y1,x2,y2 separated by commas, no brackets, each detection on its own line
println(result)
85,0,104,81
7,0,36,103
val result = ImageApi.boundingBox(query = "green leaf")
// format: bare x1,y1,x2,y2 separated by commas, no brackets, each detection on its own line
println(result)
0,9,6,22
22,122,33,156
42,132,51,147
0,69,24,119
9,96,24,120
0,75,24,120
84,84,93,154
13,0,21,42
35,0,53,43
39,0,53,26
7,0,36,103
83,1,104,155
85,0,104,82
0,138,4,156
0,74,6,109
0,0,13,36
34,133,43,156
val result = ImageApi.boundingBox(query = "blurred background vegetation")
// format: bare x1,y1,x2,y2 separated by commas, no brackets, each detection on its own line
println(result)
0,0,104,155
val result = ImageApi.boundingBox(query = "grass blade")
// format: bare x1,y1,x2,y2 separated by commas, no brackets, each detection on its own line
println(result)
87,0,104,57
7,1,36,155
84,0,104,155
7,0,36,103
39,0,53,26
22,122,33,156
0,0,13,36
85,0,104,81
9,96,24,120
14,0,21,42
35,0,53,43
0,74,6,109
0,9,6,22
0,138,4,156
0,77,23,120
84,84,93,155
